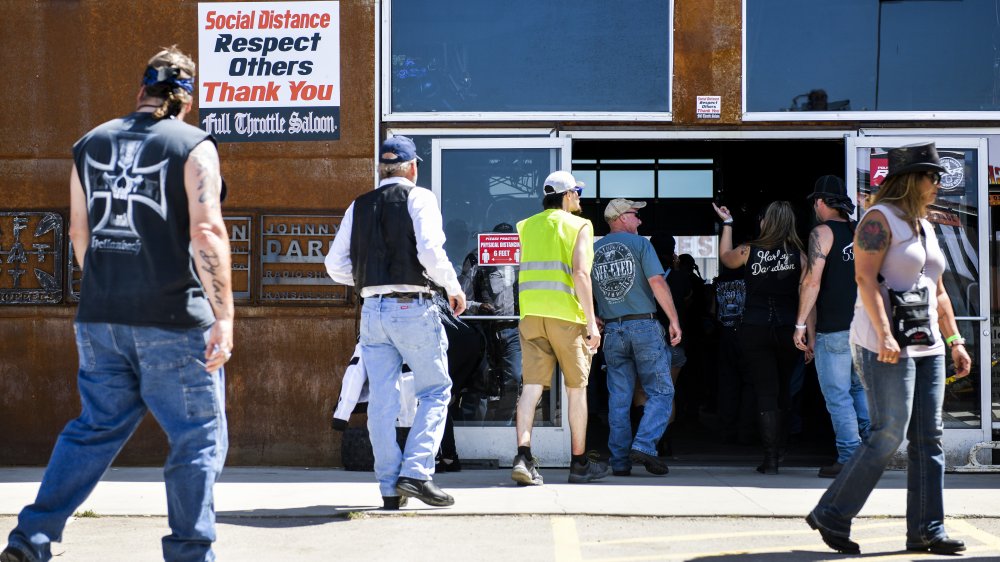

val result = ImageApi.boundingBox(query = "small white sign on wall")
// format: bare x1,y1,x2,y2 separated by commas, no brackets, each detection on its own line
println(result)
696,95,721,119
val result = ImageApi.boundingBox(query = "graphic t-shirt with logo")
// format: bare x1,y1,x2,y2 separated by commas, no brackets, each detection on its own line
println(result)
591,232,664,320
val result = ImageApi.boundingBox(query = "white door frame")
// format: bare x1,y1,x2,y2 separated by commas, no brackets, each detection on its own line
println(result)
848,135,991,465
431,136,574,467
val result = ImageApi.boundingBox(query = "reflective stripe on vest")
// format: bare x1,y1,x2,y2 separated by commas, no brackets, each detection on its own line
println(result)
517,209,593,324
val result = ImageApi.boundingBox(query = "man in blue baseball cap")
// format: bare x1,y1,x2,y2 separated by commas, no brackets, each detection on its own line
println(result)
379,135,423,164
325,135,465,509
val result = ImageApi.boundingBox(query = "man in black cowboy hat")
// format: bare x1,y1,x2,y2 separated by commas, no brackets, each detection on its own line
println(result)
793,175,871,479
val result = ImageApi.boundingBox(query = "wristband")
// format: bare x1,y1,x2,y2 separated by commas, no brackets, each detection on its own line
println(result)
794,324,807,329
723,220,733,225
945,334,966,347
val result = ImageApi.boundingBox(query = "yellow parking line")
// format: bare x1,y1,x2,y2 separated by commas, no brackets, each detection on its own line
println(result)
552,516,583,562
582,520,903,546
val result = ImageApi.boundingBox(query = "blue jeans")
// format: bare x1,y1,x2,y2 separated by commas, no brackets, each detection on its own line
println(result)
810,346,946,547
361,297,451,497
488,325,522,423
814,331,871,464
603,319,674,471
8,323,228,562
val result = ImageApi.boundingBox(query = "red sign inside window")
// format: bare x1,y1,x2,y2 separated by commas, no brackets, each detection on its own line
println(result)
477,233,521,266
870,155,889,187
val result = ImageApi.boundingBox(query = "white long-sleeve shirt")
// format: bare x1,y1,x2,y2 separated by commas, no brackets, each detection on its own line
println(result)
325,177,462,297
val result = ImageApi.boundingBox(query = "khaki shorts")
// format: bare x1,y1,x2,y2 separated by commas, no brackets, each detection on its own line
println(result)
519,315,592,389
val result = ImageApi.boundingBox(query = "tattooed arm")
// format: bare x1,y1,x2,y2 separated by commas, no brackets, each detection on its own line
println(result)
854,210,898,363
714,204,749,268
185,140,234,372
68,164,91,270
793,225,831,351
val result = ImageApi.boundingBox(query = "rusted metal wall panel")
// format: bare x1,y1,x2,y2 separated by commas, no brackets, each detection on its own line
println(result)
0,1,376,466
673,0,743,125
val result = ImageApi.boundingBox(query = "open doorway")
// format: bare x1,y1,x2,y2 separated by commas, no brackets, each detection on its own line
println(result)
575,138,848,467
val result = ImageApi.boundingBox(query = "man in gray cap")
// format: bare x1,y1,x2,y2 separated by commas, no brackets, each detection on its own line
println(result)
592,198,682,476
793,176,871,478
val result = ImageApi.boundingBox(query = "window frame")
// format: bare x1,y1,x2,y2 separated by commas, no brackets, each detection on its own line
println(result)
740,2,1000,122
380,0,675,122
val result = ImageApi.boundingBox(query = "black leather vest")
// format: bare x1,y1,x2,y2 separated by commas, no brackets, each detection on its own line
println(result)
816,220,856,333
349,181,429,290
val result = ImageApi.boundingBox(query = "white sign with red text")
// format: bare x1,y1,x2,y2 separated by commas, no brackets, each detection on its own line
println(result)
197,1,340,142
478,233,521,266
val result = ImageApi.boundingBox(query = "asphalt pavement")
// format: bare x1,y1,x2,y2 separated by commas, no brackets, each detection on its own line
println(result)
0,466,998,561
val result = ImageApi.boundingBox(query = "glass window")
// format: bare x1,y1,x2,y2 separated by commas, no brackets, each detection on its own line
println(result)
601,169,656,199
855,144,983,428
747,0,1000,114
572,159,714,200
436,144,566,427
389,0,671,114
659,169,713,198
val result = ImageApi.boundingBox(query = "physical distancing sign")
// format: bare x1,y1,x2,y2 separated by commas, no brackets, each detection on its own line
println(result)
478,233,520,265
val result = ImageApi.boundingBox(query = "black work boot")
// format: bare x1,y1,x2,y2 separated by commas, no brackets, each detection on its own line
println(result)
755,410,781,475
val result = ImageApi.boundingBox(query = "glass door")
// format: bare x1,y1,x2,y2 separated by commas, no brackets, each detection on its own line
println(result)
848,136,991,462
432,137,573,466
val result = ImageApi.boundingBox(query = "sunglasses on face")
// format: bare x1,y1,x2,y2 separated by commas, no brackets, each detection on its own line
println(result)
571,187,583,196
622,211,640,218
924,171,941,185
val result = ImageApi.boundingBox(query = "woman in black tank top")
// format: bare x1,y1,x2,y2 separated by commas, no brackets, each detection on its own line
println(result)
713,201,807,475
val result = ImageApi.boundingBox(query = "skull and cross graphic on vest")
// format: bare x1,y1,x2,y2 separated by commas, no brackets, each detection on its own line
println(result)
82,131,169,252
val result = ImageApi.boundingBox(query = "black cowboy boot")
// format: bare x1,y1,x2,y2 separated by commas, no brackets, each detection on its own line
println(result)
756,411,781,475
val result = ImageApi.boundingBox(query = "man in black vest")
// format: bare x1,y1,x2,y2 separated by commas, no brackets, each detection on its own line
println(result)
325,136,466,509
793,175,871,478
2,47,232,562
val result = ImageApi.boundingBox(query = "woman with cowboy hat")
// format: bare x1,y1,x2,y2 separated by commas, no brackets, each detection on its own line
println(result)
805,142,972,555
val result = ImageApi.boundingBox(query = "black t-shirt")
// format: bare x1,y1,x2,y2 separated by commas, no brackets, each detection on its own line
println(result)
816,220,856,333
73,112,216,328
655,267,692,340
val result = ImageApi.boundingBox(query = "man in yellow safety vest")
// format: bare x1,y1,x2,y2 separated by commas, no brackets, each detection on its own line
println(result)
510,171,609,486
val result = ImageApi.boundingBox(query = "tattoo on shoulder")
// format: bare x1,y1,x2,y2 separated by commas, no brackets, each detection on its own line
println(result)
191,147,221,209
807,229,827,269
857,219,889,252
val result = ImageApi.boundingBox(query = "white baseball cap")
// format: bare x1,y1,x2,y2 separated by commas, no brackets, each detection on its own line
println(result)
542,171,585,194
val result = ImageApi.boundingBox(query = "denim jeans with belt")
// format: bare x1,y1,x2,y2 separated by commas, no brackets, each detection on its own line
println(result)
8,323,228,562
814,331,871,464
810,346,947,547
361,296,451,497
603,318,674,472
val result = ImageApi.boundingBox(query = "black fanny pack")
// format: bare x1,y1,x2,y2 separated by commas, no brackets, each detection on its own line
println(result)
882,224,935,348
887,285,935,347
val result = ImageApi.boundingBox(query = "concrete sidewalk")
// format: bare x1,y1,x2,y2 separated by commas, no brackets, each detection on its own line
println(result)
1,466,997,518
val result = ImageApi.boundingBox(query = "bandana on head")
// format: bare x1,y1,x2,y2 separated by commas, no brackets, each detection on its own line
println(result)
142,66,194,93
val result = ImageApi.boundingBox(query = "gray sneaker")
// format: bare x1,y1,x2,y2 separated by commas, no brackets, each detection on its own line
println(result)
511,454,543,486
568,459,611,483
